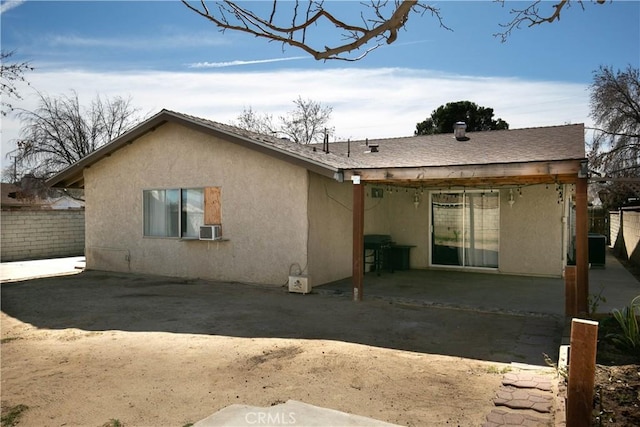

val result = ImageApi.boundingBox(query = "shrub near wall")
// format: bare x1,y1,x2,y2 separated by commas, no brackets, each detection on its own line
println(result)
1,209,85,261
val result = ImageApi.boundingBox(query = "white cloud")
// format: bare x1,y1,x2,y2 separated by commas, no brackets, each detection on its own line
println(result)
47,33,229,49
188,56,308,68
1,67,590,170
0,0,25,15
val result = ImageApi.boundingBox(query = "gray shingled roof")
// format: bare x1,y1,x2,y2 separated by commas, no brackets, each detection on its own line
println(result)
324,124,585,169
143,111,586,171
46,109,586,188
174,110,361,169
180,110,585,169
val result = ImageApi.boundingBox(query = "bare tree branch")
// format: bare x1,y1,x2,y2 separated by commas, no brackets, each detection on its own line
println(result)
182,0,449,61
588,65,640,181
234,97,333,144
494,0,607,43
0,50,34,116
234,106,277,136
586,126,640,140
278,96,333,144
183,1,613,58
14,91,141,178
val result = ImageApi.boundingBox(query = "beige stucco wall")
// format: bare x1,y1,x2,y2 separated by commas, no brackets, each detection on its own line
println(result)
499,184,564,276
387,189,431,268
364,186,392,234
306,174,353,286
362,184,565,276
363,187,430,268
84,122,309,285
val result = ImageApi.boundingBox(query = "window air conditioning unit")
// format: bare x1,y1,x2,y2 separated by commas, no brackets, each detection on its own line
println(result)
288,275,311,294
199,225,222,241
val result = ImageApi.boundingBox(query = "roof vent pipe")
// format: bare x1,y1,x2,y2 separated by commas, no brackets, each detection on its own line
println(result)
454,122,468,141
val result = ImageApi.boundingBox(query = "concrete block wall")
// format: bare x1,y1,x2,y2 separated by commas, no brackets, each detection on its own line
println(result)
622,210,640,266
609,211,620,248
609,209,640,267
1,209,85,261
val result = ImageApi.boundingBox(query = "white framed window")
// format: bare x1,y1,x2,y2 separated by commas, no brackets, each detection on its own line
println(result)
181,188,204,238
143,189,180,237
143,188,211,239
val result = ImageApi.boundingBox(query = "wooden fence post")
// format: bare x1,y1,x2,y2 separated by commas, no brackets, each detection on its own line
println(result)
567,318,599,427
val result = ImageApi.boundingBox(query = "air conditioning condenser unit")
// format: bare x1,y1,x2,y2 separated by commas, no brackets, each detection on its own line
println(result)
199,225,222,240
288,275,311,294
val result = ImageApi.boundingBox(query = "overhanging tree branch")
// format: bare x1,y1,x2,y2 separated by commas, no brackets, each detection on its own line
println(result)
181,0,449,61
183,1,612,59
586,126,640,140
0,50,34,116
494,0,608,43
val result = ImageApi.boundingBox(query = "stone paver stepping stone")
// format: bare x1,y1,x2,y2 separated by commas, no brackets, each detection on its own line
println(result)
494,386,553,413
484,408,552,426
502,372,553,391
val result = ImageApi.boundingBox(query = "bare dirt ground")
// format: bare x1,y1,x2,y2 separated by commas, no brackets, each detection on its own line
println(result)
589,253,640,426
1,271,562,426
591,314,640,426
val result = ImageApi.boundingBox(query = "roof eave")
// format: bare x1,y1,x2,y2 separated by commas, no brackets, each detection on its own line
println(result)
46,111,170,188
46,110,340,188
166,112,340,179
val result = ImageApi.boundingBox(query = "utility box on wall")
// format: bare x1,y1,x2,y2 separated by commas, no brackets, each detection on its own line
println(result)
588,233,606,268
288,275,311,294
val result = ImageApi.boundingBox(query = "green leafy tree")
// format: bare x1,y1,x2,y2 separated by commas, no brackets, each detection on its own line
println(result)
415,101,509,135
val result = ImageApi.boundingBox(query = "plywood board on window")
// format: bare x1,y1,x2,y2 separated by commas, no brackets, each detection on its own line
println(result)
204,187,221,225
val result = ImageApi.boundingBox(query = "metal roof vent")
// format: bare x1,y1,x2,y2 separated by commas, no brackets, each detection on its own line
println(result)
365,143,379,153
454,122,469,141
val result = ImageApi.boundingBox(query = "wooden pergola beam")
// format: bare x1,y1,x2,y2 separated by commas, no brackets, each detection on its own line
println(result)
345,174,579,189
342,160,582,184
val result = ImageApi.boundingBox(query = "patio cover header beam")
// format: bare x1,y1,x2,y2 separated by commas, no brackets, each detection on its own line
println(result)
342,159,583,185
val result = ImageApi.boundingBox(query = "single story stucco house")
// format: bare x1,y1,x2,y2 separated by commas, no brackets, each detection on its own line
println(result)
47,109,591,310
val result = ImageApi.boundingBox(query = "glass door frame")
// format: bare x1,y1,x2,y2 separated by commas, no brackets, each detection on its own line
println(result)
429,189,500,270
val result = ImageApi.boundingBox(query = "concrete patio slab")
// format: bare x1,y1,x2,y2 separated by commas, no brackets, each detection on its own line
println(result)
589,250,639,313
316,268,566,317
316,248,639,317
193,400,400,426
0,256,85,283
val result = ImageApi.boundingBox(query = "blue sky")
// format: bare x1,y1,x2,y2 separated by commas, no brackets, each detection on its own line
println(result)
1,0,639,170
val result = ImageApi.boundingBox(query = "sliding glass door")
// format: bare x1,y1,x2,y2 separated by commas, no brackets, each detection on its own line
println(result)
431,191,499,268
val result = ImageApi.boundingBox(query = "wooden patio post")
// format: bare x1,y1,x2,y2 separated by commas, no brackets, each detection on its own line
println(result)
564,265,577,317
575,177,589,315
352,180,364,301
567,318,599,426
